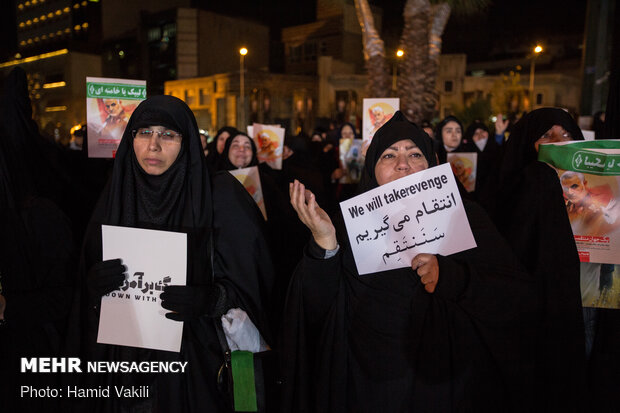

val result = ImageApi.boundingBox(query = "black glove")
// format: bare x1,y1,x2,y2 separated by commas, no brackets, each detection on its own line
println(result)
160,284,226,321
87,259,126,307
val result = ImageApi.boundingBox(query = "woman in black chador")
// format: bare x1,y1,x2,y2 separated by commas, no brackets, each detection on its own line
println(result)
0,122,75,413
70,95,274,412
280,111,541,412
478,107,586,412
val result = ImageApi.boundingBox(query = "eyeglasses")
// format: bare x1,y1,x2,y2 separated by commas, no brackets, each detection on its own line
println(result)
132,129,182,144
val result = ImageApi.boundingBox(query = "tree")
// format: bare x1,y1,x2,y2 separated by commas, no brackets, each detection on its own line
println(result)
355,0,489,123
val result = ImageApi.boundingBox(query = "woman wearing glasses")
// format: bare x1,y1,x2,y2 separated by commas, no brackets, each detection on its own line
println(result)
71,95,274,412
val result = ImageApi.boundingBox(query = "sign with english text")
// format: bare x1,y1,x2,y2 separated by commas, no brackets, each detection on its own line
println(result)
98,225,187,352
340,163,476,275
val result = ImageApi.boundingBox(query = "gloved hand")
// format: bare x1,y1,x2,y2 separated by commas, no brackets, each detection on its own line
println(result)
87,259,126,307
160,284,225,321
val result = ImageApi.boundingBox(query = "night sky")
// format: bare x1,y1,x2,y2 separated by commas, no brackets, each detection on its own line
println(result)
0,0,588,63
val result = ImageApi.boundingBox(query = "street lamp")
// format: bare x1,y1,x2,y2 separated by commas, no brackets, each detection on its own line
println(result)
393,49,404,93
529,44,543,110
239,47,248,127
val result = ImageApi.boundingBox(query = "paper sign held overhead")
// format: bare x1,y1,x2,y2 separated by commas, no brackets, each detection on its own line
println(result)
98,225,187,353
340,163,477,275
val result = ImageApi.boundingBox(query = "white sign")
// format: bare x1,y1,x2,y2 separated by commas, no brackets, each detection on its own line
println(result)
362,98,399,154
340,163,477,275
98,225,187,352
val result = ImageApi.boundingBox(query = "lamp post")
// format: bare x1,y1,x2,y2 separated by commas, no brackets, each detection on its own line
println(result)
529,45,543,110
239,47,248,127
393,49,404,93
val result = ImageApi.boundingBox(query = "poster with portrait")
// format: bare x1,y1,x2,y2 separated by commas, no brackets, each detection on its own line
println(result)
98,225,187,352
86,77,147,158
362,98,399,155
447,152,478,193
539,140,620,264
229,166,267,220
539,140,620,308
339,138,364,184
251,123,285,170
340,163,476,275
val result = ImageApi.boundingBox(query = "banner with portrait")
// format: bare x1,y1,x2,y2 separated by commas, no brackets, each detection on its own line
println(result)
250,123,285,170
86,77,147,158
539,139,620,264
447,152,478,193
362,98,399,155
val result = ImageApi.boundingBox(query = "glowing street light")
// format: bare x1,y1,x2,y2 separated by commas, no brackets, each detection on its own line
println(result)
239,47,248,127
393,49,404,92
529,44,543,110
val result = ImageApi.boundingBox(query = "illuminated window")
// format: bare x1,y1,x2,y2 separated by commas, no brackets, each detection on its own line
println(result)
64,28,70,33
32,0,38,4
33,17,39,23
81,1,87,5
63,7,70,13
34,36,40,42
27,39,33,44
19,22,25,28
48,12,53,18
56,30,62,35
55,10,62,16
40,15,46,21
20,40,26,46
25,1,31,6
73,3,79,8
82,22,89,28
26,20,32,26
74,25,81,31
18,4,24,10
49,33,55,38
42,34,47,40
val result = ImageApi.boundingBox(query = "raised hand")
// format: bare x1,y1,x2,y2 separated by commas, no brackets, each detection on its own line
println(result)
289,180,337,250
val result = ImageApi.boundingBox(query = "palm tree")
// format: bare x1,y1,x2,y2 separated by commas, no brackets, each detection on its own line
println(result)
354,0,390,98
355,0,489,123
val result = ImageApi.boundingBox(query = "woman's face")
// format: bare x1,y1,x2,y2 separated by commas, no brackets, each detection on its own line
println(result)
442,121,462,149
228,135,253,168
216,131,231,154
341,125,355,140
534,124,572,152
472,128,488,142
133,125,182,176
374,139,429,186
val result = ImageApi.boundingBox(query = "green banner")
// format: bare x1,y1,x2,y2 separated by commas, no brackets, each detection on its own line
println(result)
538,140,620,176
86,82,146,99
231,351,257,412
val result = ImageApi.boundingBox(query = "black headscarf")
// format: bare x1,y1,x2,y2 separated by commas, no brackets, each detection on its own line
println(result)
461,121,489,152
496,107,583,191
433,116,463,163
104,95,211,229
217,131,259,171
206,126,238,167
359,110,436,192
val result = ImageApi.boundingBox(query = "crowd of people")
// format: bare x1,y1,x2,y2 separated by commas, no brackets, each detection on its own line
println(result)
0,64,619,413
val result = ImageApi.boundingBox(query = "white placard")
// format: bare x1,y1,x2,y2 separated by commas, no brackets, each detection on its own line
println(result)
340,163,477,275
98,225,187,352
582,130,595,141
362,98,399,154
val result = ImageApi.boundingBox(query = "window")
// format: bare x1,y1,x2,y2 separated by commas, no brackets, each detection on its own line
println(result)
304,42,317,61
444,80,453,93
536,93,543,105
147,27,161,42
289,45,301,63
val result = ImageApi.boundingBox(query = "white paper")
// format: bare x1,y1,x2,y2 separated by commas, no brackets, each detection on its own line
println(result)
340,163,477,275
362,98,399,154
98,225,187,352
582,130,595,141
